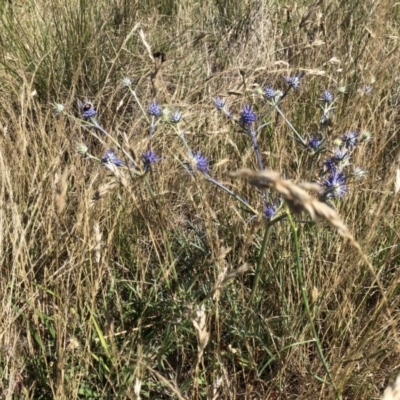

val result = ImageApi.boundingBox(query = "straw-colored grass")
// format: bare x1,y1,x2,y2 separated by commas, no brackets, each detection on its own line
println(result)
0,0,400,398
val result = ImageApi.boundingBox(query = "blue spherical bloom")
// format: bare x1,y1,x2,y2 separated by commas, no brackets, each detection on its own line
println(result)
193,152,210,174
308,137,322,151
264,86,277,99
323,157,336,173
101,149,125,167
142,150,158,164
147,101,162,117
170,110,182,123
263,204,277,220
323,148,350,172
283,74,302,90
82,102,97,119
321,90,334,102
341,131,358,149
240,105,257,126
213,97,226,111
321,170,347,199
332,147,349,162
142,150,158,170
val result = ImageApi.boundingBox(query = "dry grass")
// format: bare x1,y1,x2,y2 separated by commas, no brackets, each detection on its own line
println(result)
0,0,400,398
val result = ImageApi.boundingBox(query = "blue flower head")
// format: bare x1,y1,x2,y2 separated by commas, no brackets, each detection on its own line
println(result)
101,149,125,167
323,147,350,172
264,86,277,100
240,105,257,127
283,74,302,90
82,101,97,119
170,110,182,123
308,137,322,152
321,90,334,103
213,97,226,111
323,157,336,173
142,150,159,170
341,131,358,149
192,152,210,174
263,204,277,220
147,101,162,117
320,170,347,199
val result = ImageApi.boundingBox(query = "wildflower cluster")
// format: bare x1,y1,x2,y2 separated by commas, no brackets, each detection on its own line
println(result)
211,73,371,223
53,69,371,227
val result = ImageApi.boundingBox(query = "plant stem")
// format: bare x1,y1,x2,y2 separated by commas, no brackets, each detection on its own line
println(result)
274,105,306,146
128,87,150,124
206,176,258,215
286,208,341,399
249,224,272,305
251,132,264,170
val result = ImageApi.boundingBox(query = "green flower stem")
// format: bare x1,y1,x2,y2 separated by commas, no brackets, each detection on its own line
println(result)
171,126,193,156
206,176,258,216
250,132,264,170
249,224,272,305
286,208,340,399
274,105,306,146
127,87,150,124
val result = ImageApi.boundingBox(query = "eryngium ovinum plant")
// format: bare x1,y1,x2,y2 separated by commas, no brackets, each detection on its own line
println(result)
52,72,372,235
52,72,372,254
53,71,373,397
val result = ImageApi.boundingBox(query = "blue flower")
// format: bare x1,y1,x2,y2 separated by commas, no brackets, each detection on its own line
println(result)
264,86,277,100
263,204,277,220
308,137,322,151
240,105,257,126
341,131,358,149
213,97,226,111
320,170,347,199
321,90,334,102
82,102,97,119
193,152,210,174
147,101,162,117
101,149,125,167
142,151,159,170
170,110,182,123
283,74,302,90
323,148,350,172
323,157,336,173
332,147,349,162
